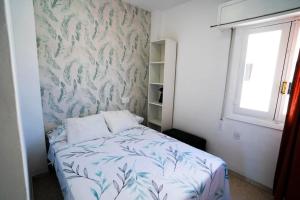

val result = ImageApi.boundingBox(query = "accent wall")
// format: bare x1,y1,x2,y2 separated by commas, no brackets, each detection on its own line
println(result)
33,0,151,131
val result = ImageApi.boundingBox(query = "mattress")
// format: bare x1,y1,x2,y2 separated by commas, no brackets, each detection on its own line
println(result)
48,125,230,200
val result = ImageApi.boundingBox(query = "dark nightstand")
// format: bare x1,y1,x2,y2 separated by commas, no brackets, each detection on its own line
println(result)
163,129,206,151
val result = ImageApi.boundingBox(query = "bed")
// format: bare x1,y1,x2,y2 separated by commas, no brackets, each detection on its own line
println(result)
48,125,230,200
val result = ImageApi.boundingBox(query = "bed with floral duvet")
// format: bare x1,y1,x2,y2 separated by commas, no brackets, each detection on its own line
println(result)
48,125,230,200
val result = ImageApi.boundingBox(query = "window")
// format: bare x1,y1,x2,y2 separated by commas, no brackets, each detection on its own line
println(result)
225,19,300,129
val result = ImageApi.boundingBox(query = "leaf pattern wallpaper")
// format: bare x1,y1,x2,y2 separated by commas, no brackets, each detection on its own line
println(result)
33,0,151,131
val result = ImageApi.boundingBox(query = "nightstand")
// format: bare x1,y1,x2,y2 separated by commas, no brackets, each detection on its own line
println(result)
163,129,206,151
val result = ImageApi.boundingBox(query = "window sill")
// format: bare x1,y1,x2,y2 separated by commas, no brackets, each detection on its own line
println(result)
225,114,284,130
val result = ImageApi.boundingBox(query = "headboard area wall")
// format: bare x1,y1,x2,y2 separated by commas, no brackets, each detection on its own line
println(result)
33,0,151,131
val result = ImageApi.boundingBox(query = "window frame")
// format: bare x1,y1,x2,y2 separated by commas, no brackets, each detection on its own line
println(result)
224,18,300,130
275,20,300,122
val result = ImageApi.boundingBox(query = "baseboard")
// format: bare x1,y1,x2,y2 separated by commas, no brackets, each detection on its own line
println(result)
229,170,273,194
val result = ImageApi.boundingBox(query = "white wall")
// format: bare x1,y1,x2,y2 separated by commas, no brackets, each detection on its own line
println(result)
151,10,163,40
151,0,283,188
0,0,30,199
5,0,47,176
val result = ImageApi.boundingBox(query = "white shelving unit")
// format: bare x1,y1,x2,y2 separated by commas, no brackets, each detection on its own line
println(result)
147,39,177,132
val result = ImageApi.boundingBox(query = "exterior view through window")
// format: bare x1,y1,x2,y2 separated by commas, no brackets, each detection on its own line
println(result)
240,30,282,112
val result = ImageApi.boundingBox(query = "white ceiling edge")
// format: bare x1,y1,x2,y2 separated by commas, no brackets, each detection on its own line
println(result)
122,0,191,11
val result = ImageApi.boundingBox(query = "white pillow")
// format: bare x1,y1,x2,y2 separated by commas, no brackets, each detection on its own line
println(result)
47,124,67,144
66,114,111,144
132,114,144,124
103,110,139,133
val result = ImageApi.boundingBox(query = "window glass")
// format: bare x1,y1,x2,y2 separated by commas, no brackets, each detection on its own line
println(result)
240,30,282,112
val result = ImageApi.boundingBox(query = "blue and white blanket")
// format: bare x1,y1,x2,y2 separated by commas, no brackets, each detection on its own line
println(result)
49,126,230,200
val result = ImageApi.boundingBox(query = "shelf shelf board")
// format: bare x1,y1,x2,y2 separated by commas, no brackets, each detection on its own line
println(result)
151,40,166,44
150,82,163,86
149,101,162,107
148,118,162,126
150,61,165,64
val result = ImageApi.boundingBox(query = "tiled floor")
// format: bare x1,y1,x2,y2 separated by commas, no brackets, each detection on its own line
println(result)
229,173,273,200
33,171,274,200
32,172,63,200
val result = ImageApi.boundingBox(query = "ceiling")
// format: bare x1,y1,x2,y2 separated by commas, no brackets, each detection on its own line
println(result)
122,0,191,11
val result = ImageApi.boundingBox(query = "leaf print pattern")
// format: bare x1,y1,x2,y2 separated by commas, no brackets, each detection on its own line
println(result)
113,163,133,200
75,21,81,41
195,157,220,197
66,101,80,117
33,0,150,131
50,126,230,200
36,15,57,39
49,93,64,113
121,145,168,176
40,0,58,22
62,161,110,198
61,146,104,158
166,146,191,172
77,65,84,84
91,188,100,200
83,89,97,104
47,68,60,86
63,60,77,85
148,180,168,200
61,14,75,40
51,0,59,9
45,45,61,69
44,112,61,124
54,35,63,58
92,20,99,40
93,171,111,199
167,177,206,200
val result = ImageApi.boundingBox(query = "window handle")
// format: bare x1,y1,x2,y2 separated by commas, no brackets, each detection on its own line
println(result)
281,81,288,94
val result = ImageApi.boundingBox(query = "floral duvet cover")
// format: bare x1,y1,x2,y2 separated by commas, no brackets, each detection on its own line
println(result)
49,126,230,200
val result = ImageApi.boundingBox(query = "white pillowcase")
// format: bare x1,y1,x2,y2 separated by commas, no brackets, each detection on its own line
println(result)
66,114,111,144
47,124,67,144
132,114,144,124
103,110,139,133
